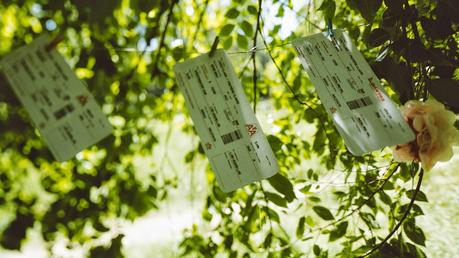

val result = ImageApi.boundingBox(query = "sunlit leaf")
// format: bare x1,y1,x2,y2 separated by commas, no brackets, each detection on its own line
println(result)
313,206,334,220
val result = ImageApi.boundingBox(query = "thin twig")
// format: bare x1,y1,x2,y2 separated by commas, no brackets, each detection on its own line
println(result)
257,22,339,154
152,0,179,74
259,182,273,233
188,0,210,51
252,0,263,112
278,0,321,30
251,163,399,254
360,168,424,257
315,163,400,232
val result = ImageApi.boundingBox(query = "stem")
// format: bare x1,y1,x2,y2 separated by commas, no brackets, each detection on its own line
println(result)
188,0,210,51
278,0,321,30
252,0,263,113
317,163,400,231
360,168,424,257
257,18,339,154
152,0,178,74
259,182,273,233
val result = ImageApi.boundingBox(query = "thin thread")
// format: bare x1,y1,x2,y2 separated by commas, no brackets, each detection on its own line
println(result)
96,9,404,57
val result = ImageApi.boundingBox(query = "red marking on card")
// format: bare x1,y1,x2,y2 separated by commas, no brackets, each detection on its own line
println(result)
330,107,337,114
205,142,213,150
246,124,258,137
368,78,385,102
77,95,89,106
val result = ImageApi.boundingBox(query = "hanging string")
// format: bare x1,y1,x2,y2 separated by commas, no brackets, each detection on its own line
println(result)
99,42,292,56
96,13,401,58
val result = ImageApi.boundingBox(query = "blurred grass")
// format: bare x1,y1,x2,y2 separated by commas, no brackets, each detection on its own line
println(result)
418,147,459,258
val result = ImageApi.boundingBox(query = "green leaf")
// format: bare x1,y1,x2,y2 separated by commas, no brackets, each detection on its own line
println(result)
73,0,121,26
237,34,249,49
305,215,315,227
245,205,260,231
267,135,283,152
263,232,273,248
300,184,311,194
379,190,392,205
303,108,317,123
90,234,124,258
312,128,326,154
403,220,426,246
265,192,287,208
397,204,425,219
213,186,227,202
247,5,257,15
383,0,403,10
296,217,306,238
224,235,233,249
313,206,334,220
135,0,158,13
318,0,336,21
426,79,459,113
368,28,390,47
406,190,428,202
225,8,240,19
268,173,296,202
276,5,284,17
329,221,348,241
372,58,413,103
309,196,321,203
421,16,454,40
220,24,235,36
184,151,195,163
307,169,314,179
240,20,254,37
202,209,212,221
266,207,280,223
0,213,34,250
313,244,321,256
353,0,383,21
360,212,379,229
406,243,428,258
222,37,233,49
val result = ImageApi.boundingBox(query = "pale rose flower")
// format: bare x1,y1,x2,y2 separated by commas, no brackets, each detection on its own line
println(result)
393,99,459,170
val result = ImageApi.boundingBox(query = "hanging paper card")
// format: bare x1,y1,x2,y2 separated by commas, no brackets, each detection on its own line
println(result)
0,35,112,162
174,50,279,192
293,30,415,155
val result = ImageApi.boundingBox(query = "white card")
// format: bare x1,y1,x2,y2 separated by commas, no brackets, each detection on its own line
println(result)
0,35,112,162
174,50,279,192
293,30,415,155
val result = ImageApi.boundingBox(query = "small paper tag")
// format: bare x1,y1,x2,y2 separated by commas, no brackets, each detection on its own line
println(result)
0,35,112,161
293,30,415,155
174,50,279,192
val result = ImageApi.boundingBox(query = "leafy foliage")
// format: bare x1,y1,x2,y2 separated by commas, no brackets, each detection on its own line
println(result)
0,0,457,257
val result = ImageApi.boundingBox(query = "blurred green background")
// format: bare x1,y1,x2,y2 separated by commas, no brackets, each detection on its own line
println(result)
1,0,458,257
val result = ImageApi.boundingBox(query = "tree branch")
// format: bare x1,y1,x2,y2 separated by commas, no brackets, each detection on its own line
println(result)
278,0,321,30
258,26,342,155
252,0,263,112
360,168,424,257
188,0,210,51
152,0,179,75
316,163,400,231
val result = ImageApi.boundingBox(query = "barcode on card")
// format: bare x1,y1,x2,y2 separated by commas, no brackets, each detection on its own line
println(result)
221,130,243,144
347,96,373,110
54,104,75,120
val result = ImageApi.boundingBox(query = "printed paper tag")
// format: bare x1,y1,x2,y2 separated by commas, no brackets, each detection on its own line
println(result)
174,50,279,192
0,35,112,161
293,30,415,155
